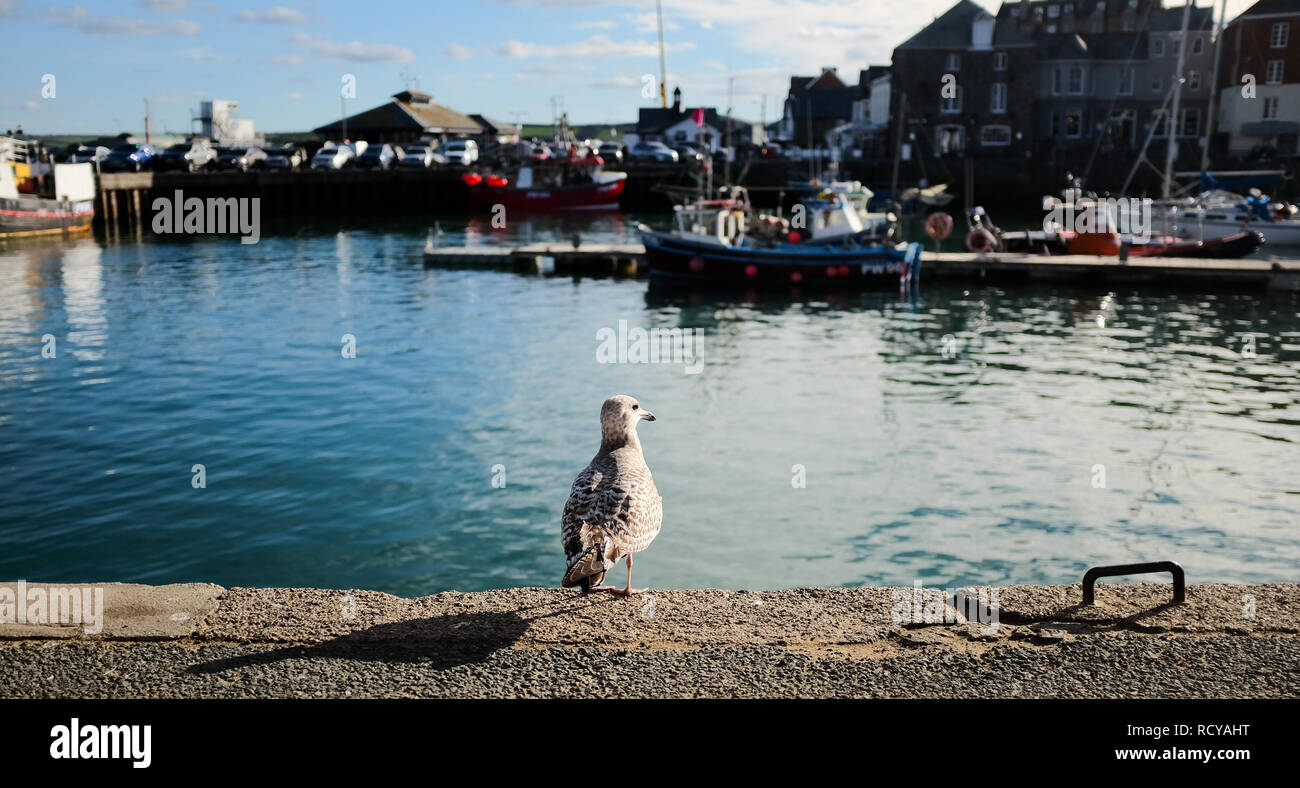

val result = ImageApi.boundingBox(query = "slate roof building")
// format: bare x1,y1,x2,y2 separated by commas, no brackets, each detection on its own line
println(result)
312,89,483,144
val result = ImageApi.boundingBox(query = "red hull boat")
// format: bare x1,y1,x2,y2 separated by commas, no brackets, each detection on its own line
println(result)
467,172,625,211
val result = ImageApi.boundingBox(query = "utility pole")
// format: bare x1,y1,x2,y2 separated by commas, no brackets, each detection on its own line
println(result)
143,99,150,143
1163,0,1193,199
1200,0,1228,172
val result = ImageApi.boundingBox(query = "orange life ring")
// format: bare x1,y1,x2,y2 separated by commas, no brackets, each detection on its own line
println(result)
925,212,954,241
965,227,995,254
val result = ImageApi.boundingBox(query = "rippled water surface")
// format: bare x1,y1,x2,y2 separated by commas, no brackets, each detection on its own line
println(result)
2,215,1297,596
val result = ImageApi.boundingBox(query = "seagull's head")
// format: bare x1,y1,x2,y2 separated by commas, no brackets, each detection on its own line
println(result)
601,394,655,446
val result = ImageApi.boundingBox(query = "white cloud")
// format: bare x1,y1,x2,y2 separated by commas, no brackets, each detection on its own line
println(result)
291,31,415,62
443,43,472,60
139,0,190,11
272,54,302,66
574,20,615,30
287,91,302,100
495,34,693,59
237,6,308,24
46,4,200,35
624,11,678,34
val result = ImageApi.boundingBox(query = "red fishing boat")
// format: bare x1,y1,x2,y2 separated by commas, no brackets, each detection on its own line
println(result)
464,148,626,212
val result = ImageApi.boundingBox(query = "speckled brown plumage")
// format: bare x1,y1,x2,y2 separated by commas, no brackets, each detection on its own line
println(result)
561,395,662,592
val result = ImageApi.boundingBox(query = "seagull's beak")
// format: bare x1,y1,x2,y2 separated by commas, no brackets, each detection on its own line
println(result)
641,411,656,422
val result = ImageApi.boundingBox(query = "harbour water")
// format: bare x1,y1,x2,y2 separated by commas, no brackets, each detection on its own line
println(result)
2,215,1298,596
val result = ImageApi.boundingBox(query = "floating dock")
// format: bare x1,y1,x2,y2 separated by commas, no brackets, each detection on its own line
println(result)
423,243,1300,290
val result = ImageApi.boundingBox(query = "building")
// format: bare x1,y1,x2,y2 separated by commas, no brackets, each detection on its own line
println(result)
843,66,892,156
779,68,860,148
312,89,482,143
469,115,522,146
197,100,261,145
892,0,1039,158
1217,0,1298,157
634,87,756,153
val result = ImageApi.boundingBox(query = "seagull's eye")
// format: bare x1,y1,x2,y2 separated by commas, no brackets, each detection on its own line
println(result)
632,404,639,410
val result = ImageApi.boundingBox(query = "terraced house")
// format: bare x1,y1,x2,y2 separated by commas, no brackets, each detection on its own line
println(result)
1216,0,1299,157
891,0,1039,159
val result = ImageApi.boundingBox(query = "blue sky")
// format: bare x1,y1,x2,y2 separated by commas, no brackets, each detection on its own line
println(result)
2,0,1248,135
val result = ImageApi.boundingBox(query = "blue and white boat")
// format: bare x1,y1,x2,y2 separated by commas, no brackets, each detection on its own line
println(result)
638,186,921,288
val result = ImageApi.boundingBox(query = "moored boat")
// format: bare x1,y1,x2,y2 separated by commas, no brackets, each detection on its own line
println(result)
1,137,96,239
640,187,921,288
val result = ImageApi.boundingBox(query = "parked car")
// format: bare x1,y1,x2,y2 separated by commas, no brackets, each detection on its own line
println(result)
264,145,306,170
736,141,782,160
673,144,705,164
101,142,158,172
311,146,355,170
442,139,478,165
156,140,217,172
629,141,679,163
529,143,551,161
216,146,267,172
67,145,109,164
398,145,443,168
356,143,400,170
597,142,624,163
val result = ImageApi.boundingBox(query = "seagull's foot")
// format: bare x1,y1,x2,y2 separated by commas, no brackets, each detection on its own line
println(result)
586,585,620,593
609,587,649,596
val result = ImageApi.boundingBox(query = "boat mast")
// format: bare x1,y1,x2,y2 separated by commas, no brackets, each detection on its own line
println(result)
1200,0,1228,173
1162,0,1193,199
657,0,668,109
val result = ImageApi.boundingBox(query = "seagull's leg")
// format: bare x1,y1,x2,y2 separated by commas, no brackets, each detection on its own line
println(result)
615,554,647,596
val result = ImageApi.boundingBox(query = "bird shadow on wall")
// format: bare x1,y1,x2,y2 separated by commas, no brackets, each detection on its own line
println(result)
186,596,606,675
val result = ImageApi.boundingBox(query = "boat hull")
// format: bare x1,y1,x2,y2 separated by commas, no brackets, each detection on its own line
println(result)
469,176,625,212
0,196,94,238
641,229,918,288
1180,216,1300,247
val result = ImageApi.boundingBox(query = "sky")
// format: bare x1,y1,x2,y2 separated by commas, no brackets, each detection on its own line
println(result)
1,0,1259,136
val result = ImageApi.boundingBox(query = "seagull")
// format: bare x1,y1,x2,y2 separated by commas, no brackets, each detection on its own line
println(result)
561,395,662,596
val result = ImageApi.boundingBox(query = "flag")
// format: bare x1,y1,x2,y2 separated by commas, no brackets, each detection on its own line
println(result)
691,108,705,127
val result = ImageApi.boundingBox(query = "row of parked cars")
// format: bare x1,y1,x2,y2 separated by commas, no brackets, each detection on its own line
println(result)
69,138,483,173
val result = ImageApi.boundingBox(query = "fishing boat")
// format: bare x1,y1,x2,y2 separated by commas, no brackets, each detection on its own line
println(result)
1,137,96,239
464,151,626,211
639,186,921,287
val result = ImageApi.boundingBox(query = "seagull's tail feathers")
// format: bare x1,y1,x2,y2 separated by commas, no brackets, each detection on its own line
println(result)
562,531,614,590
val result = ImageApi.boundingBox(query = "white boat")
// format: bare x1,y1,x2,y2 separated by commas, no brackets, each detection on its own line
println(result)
1175,190,1300,247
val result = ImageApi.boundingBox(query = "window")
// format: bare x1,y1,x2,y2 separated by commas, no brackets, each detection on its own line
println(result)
1192,36,1204,55
1270,22,1289,48
1123,18,1134,33
941,85,963,113
1052,67,1063,95
1118,68,1133,95
1092,20,1103,33
1187,70,1200,90
1048,4,1060,18
1065,111,1082,138
1264,97,1279,120
1151,110,1167,138
1068,66,1085,95
1153,38,1165,57
1181,108,1200,137
994,51,1008,71
981,125,1012,146
1152,73,1163,92
1267,60,1284,85
990,82,1007,113
947,52,961,71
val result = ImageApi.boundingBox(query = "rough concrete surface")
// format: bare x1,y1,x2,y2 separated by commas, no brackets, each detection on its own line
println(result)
1,583,1296,698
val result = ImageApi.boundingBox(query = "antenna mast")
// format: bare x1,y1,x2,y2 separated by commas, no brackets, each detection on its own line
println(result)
657,0,667,108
